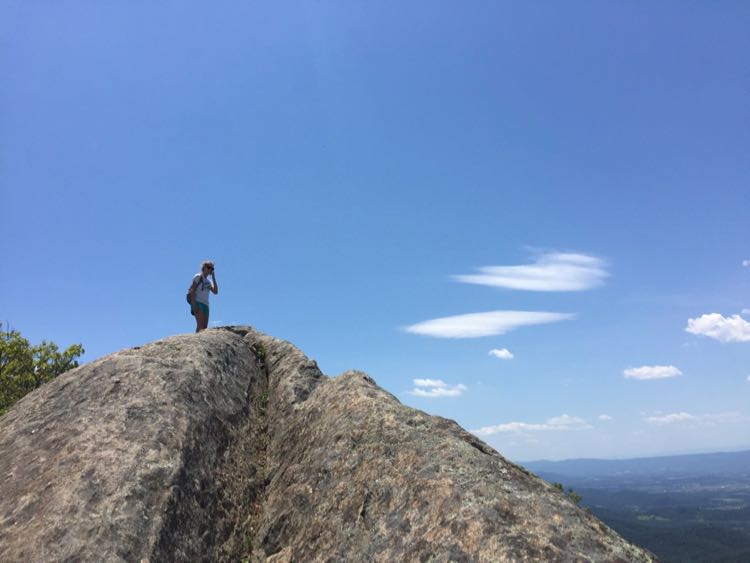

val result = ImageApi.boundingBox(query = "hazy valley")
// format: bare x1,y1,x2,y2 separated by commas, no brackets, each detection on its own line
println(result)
524,450,750,562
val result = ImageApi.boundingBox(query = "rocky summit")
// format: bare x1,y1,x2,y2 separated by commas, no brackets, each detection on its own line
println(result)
0,327,656,562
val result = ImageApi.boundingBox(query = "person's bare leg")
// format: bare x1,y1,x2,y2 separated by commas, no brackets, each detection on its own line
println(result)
196,310,207,332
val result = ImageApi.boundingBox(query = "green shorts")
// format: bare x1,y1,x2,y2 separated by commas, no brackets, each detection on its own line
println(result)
190,302,209,316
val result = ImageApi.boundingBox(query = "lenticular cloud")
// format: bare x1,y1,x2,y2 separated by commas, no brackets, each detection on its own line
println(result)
454,253,608,292
623,365,683,380
405,310,575,339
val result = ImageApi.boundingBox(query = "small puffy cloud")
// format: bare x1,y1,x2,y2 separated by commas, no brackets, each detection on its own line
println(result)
409,379,466,398
598,414,613,421
413,378,447,388
405,310,575,339
624,365,683,380
489,348,514,360
645,412,744,426
743,259,750,267
685,313,750,343
472,414,591,436
747,375,750,383
454,252,608,292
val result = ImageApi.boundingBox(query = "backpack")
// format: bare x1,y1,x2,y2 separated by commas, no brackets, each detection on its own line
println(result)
186,275,203,304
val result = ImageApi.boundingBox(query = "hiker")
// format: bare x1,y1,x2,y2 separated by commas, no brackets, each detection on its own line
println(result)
189,261,219,332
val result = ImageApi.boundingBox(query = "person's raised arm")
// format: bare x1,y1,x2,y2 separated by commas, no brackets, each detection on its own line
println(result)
211,272,218,294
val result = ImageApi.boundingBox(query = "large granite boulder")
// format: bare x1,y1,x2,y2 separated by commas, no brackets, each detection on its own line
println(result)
0,327,656,562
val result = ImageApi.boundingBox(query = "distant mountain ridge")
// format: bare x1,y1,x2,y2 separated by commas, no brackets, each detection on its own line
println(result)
522,450,750,562
522,450,750,479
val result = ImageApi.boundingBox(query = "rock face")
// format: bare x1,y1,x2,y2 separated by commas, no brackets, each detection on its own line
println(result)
0,327,656,562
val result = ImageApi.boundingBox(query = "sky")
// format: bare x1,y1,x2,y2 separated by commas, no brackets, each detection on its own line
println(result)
2,1,748,461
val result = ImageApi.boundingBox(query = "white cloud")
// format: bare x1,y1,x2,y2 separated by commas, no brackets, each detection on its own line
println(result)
454,252,608,292
645,412,744,426
685,313,750,343
624,365,683,380
413,378,448,388
489,348,514,360
405,310,575,339
743,259,750,267
598,414,613,421
747,375,750,383
472,414,591,436
409,379,466,398
646,412,696,425
742,309,750,317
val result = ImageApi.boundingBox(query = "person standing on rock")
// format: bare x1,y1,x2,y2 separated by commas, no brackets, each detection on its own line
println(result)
189,261,219,332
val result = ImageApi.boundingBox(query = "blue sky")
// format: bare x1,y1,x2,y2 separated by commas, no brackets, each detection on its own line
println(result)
2,2,748,461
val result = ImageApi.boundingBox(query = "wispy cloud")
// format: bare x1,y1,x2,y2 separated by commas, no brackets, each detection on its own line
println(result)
646,412,695,425
747,375,750,383
409,379,467,398
598,414,613,421
489,348,514,360
624,365,683,380
645,412,744,426
454,252,608,292
743,259,750,267
405,310,575,339
742,309,750,317
685,313,750,343
472,414,591,436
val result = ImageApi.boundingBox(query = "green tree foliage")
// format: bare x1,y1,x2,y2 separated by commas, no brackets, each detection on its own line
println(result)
0,324,84,416
553,482,583,505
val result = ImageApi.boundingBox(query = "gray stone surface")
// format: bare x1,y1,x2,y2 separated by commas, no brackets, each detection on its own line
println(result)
0,327,656,562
